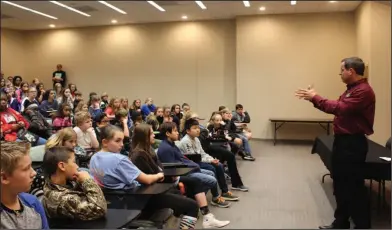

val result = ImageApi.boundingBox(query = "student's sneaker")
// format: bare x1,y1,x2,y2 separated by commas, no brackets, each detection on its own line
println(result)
232,185,249,192
221,191,239,201
211,196,231,208
242,153,255,161
202,213,230,228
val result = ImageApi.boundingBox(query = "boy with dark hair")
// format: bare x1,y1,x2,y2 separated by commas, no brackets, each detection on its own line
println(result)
181,103,190,114
157,122,230,208
73,91,83,110
0,141,49,229
42,146,107,221
232,104,251,123
179,118,239,203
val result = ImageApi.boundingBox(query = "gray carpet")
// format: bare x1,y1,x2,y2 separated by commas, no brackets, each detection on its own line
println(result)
168,140,391,229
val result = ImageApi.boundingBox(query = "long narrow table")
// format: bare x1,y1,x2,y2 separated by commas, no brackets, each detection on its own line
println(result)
270,118,333,145
311,135,391,209
311,135,391,181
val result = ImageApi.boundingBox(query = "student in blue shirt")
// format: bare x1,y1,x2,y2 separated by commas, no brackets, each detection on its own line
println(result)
140,97,156,120
1,141,49,229
89,125,205,229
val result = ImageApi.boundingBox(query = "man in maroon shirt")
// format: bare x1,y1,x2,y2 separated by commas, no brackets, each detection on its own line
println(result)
295,57,375,229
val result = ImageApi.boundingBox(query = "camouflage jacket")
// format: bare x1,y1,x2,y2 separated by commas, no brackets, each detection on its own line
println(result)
42,178,107,221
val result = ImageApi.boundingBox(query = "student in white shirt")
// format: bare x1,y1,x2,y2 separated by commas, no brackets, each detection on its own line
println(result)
73,111,99,152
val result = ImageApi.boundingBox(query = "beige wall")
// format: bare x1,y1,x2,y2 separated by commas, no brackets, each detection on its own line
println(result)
356,2,391,144
1,29,26,78
23,20,236,121
236,13,356,140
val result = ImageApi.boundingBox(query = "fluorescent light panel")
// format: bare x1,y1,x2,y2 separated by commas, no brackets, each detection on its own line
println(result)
98,1,127,14
291,1,297,5
147,1,165,12
243,1,250,7
1,1,58,19
50,1,91,17
195,1,206,10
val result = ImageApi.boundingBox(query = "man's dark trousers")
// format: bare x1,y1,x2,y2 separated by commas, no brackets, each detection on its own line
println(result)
331,134,371,229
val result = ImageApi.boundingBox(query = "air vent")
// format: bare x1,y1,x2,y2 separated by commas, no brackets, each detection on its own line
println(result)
1,14,14,19
73,5,98,13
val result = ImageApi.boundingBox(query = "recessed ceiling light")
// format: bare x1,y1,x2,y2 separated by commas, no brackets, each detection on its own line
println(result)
195,1,207,10
98,1,127,14
49,24,56,28
291,1,297,5
1,1,58,19
111,19,117,24
243,1,250,7
182,15,188,20
50,1,91,17
147,1,165,12
259,6,266,11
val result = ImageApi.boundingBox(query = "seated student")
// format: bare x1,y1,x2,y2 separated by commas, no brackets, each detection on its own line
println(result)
41,146,107,221
141,97,156,120
179,118,239,203
130,123,231,228
46,128,90,169
22,103,52,140
74,101,88,114
68,83,77,102
220,109,255,161
88,94,102,121
57,88,73,111
181,103,190,115
120,98,133,129
52,103,73,131
73,91,83,110
39,89,59,118
0,141,49,229
99,92,109,111
20,86,39,113
93,113,110,143
129,99,142,116
157,122,228,207
1,92,30,142
110,108,131,155
7,87,21,112
171,104,182,126
54,83,63,101
19,82,30,103
154,106,164,125
36,83,45,104
207,113,249,192
104,97,121,120
163,106,180,127
73,112,99,152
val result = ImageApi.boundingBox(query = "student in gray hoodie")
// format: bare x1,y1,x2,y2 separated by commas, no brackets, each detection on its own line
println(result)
178,118,240,204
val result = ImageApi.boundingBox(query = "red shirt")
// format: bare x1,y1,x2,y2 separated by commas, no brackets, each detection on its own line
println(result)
311,78,375,135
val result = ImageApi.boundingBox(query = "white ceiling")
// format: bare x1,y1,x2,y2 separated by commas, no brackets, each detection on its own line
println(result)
1,1,363,30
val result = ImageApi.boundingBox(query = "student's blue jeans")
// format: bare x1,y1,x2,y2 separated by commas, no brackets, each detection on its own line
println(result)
188,169,219,199
237,133,252,155
198,162,229,194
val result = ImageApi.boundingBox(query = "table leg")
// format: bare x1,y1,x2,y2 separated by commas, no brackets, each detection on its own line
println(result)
327,123,330,135
274,122,277,146
377,180,381,212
